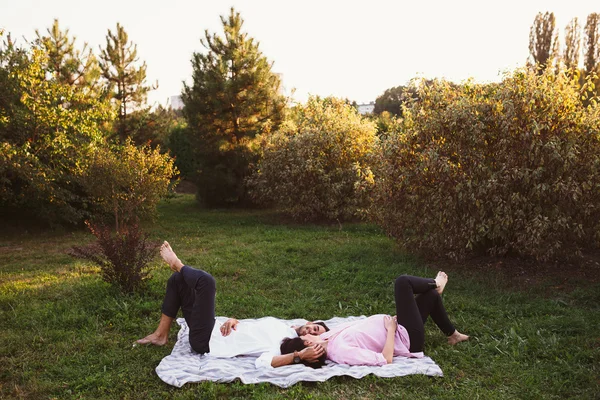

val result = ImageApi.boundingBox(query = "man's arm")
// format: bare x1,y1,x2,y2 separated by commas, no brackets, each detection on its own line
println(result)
220,318,239,336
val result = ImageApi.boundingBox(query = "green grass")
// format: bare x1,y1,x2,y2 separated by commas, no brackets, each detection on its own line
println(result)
1,194,599,399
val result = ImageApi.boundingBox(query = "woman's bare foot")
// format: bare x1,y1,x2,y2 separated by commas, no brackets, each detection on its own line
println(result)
136,332,168,346
434,271,448,295
448,330,469,345
160,241,183,272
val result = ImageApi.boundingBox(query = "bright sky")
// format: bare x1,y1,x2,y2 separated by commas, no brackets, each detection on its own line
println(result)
1,0,598,106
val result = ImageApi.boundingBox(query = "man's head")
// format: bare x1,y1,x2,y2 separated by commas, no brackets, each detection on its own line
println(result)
295,321,330,336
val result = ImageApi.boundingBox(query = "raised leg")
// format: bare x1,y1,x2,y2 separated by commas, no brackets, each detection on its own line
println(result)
394,273,468,352
137,242,217,354
180,266,216,354
415,290,455,336
136,272,183,346
394,275,437,352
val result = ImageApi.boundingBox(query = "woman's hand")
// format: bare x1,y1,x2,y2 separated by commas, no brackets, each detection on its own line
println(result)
220,318,239,336
384,315,398,332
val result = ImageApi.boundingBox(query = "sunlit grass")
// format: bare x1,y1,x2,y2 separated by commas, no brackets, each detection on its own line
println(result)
1,194,599,399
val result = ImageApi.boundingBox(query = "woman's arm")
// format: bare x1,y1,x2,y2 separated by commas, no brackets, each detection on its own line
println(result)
382,315,398,364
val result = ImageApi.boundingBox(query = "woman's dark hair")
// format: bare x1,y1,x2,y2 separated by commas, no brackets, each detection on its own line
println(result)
314,321,330,332
280,337,326,369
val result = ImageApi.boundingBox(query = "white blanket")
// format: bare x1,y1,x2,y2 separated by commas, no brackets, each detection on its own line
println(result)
156,316,443,388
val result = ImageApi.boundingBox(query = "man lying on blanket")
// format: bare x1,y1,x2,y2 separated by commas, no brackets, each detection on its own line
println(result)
137,241,328,368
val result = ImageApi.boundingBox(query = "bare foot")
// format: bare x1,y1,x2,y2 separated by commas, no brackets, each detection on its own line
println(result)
448,330,469,345
136,332,168,346
160,241,182,272
434,271,448,295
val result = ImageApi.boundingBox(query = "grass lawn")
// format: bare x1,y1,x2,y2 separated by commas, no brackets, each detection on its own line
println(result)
1,194,599,399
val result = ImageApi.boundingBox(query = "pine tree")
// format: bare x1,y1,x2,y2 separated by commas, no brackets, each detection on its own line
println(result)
35,19,101,89
182,7,286,206
583,13,600,76
99,23,152,141
563,18,581,71
528,12,559,74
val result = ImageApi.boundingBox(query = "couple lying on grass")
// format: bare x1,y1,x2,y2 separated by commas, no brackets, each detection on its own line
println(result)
137,242,469,368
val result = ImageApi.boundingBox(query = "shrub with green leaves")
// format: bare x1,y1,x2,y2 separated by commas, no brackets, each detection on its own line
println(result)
80,140,178,231
370,69,600,261
250,97,378,221
0,35,114,225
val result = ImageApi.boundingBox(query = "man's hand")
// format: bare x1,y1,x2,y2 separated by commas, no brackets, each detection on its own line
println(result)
299,344,325,363
220,318,239,336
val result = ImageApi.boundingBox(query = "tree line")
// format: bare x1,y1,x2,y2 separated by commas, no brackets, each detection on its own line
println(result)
2,8,600,292
374,11,600,118
528,12,600,78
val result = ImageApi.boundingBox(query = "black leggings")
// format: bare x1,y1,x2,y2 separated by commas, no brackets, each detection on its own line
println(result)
162,266,216,354
394,275,455,352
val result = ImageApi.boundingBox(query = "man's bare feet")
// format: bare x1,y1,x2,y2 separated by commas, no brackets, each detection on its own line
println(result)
160,241,183,272
448,330,469,345
136,332,168,346
434,271,448,295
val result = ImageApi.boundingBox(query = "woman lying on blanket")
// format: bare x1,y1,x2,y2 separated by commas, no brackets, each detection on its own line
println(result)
280,273,469,367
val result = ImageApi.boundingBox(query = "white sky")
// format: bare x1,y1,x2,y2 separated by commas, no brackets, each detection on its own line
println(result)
1,0,598,106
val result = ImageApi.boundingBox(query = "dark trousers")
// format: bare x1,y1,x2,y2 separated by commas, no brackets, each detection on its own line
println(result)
162,266,216,354
394,275,455,352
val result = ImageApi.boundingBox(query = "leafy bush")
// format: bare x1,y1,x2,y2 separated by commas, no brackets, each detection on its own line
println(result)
70,222,159,293
373,111,402,139
370,69,600,261
0,37,114,225
194,145,257,207
80,140,178,231
249,97,378,221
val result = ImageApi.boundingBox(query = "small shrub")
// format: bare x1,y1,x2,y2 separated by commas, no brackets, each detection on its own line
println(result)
249,97,378,221
80,140,178,230
70,222,159,293
370,69,600,262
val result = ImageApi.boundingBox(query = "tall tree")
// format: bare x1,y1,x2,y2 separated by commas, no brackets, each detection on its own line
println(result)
182,7,286,206
99,23,152,141
583,13,600,76
35,19,100,90
373,85,418,116
528,12,559,73
563,18,581,71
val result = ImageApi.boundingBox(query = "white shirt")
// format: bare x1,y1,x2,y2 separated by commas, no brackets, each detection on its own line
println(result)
208,317,298,368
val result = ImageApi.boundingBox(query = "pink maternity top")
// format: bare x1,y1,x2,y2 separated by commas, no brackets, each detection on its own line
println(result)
320,315,424,366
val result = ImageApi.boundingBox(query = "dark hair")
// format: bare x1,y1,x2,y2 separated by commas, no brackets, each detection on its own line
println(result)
280,337,326,369
313,321,330,332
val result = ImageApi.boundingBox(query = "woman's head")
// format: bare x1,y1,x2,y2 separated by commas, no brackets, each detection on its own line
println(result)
280,337,326,368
